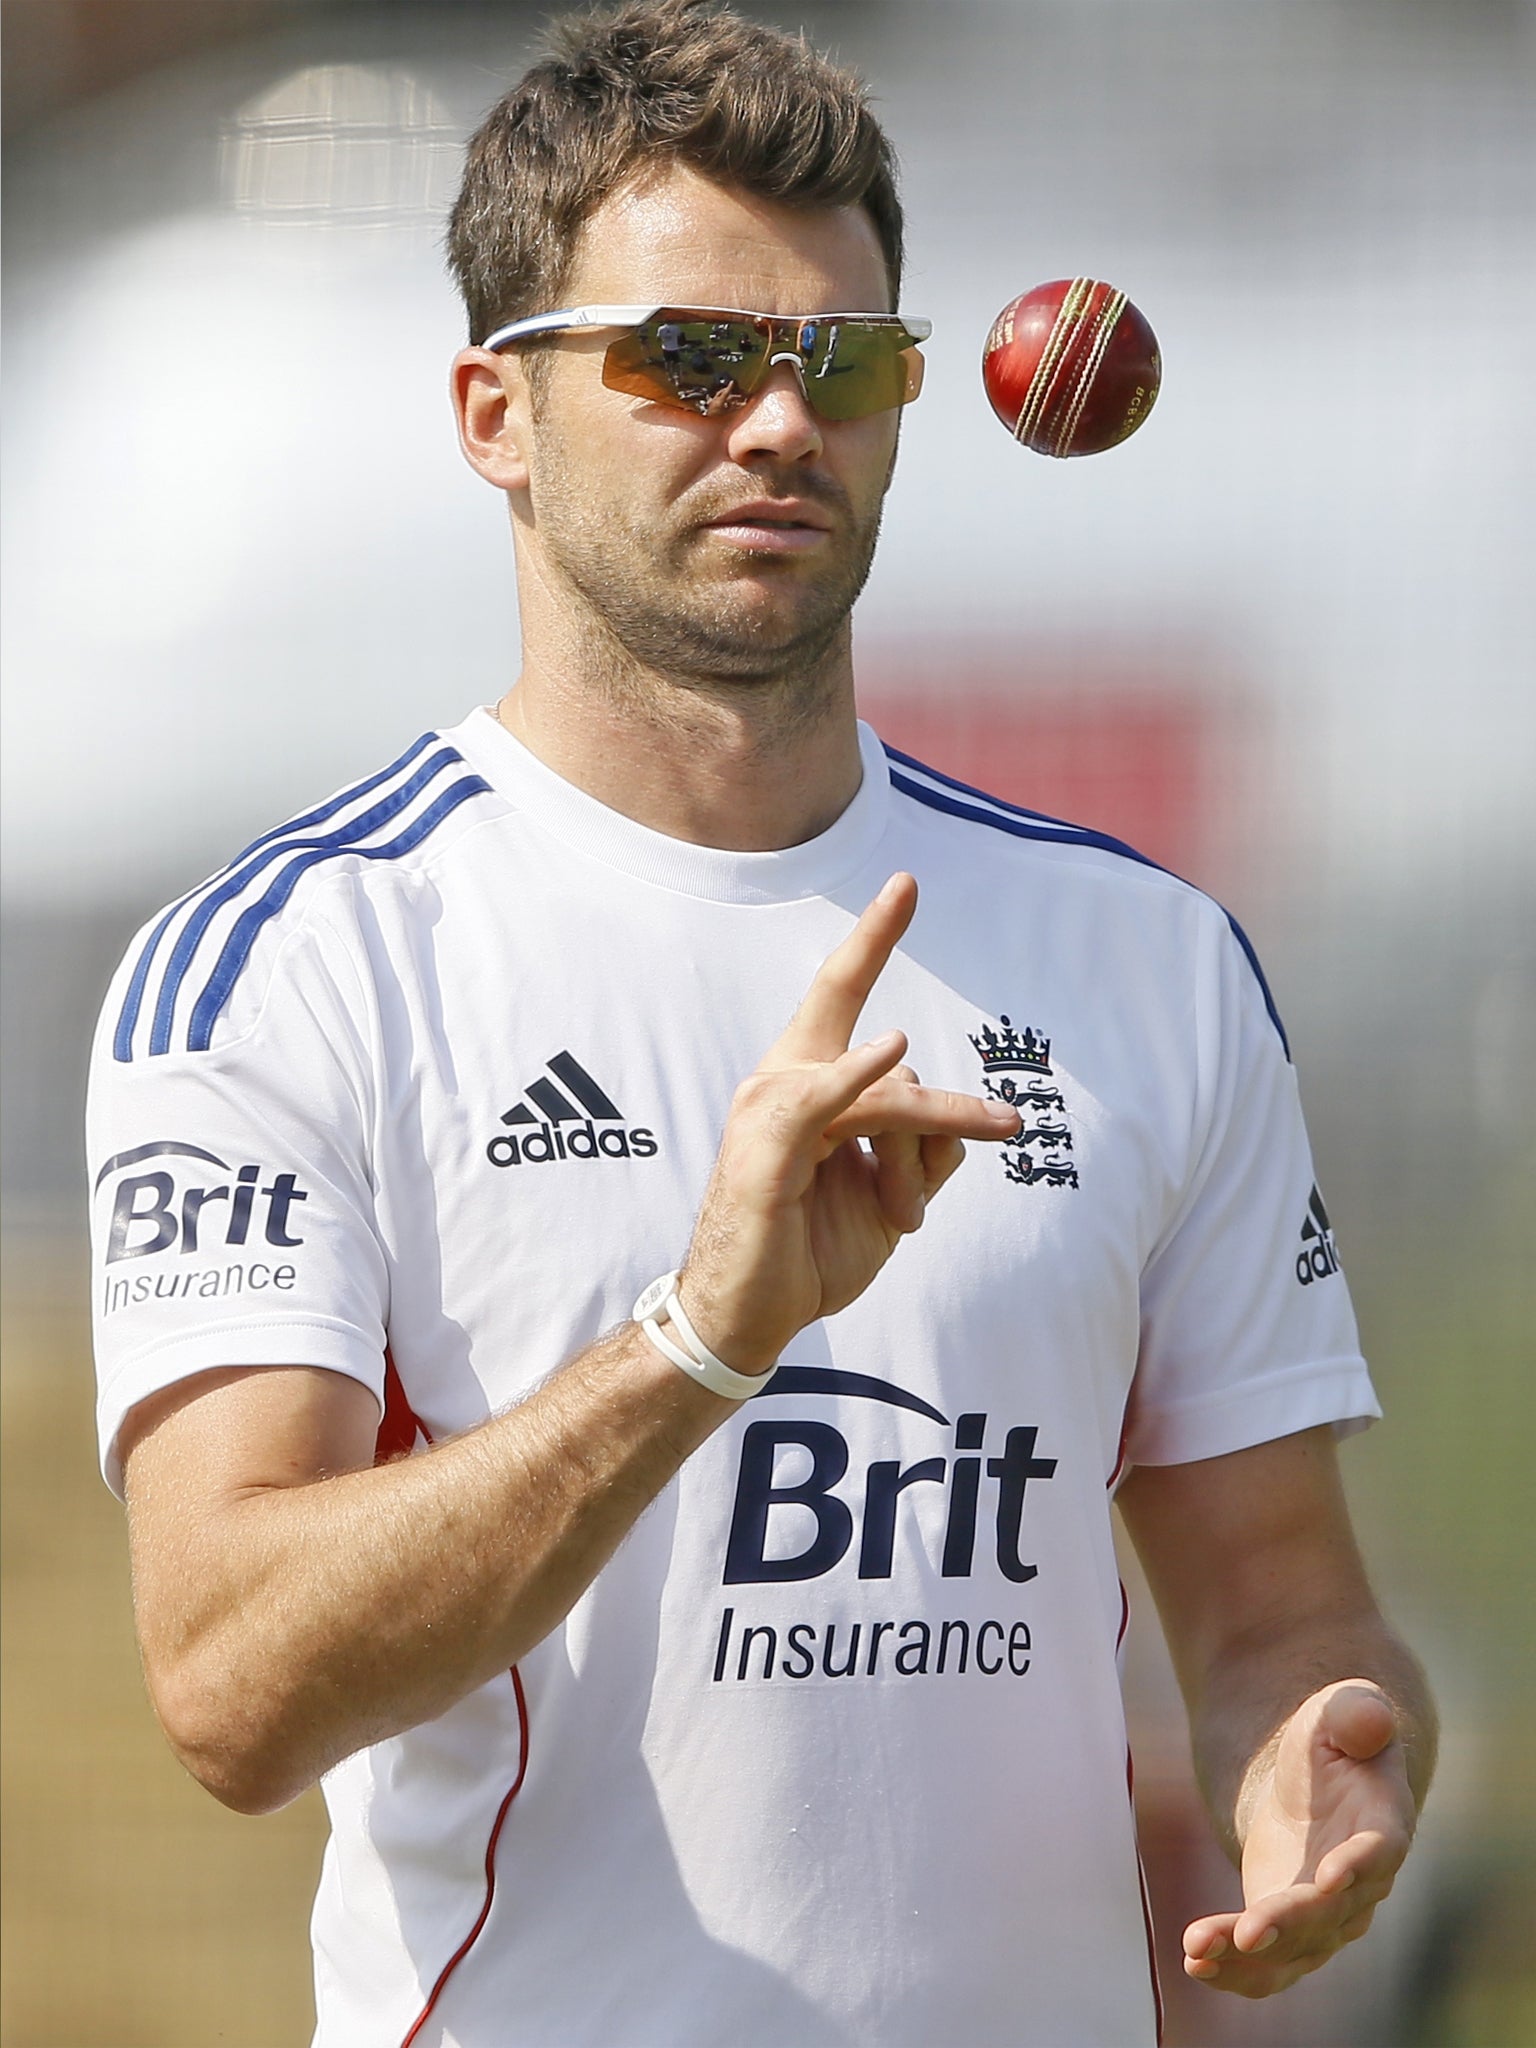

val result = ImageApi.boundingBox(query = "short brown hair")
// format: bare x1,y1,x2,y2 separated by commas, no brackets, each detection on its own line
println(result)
446,0,905,344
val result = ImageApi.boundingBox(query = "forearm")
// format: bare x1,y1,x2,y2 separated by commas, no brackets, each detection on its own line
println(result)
130,1324,726,1812
1192,1610,1437,1861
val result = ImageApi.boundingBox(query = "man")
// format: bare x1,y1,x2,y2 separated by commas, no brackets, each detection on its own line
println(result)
88,3,1433,2042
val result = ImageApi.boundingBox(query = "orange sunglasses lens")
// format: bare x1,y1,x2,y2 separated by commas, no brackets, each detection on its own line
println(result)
601,312,924,421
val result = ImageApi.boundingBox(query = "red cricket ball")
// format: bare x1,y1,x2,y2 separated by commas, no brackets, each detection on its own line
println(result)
982,279,1161,457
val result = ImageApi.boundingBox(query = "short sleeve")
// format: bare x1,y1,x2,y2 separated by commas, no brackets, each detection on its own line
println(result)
87,909,388,1496
1125,915,1379,1467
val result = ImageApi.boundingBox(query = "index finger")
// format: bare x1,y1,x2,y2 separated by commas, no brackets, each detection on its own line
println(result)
773,874,918,1063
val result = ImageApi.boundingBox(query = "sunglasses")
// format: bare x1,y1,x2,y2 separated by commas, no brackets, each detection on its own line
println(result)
481,304,931,421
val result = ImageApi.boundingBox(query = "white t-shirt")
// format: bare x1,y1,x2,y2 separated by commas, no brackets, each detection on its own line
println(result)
89,711,1377,2048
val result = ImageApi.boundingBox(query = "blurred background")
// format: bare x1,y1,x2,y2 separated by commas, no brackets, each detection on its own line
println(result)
2,1,1532,2042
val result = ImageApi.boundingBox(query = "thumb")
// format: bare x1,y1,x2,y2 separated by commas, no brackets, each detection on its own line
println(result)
1317,1680,1398,1762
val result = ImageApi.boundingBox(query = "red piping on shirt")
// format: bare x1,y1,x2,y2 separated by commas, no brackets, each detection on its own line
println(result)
375,1349,423,1466
1109,1428,1159,2035
1105,1416,1130,1495
1107,1423,1160,2033
398,1666,531,2048
1113,1559,1163,2043
373,1357,534,2048
1126,1748,1165,2045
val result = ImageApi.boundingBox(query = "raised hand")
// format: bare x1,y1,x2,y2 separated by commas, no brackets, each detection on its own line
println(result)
675,873,1019,1375
1183,1679,1417,1997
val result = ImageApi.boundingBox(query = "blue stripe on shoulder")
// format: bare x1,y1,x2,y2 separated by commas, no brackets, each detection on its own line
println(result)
113,732,441,1064
885,741,1115,834
183,773,489,1052
886,750,1291,1060
223,730,443,868
147,745,463,1057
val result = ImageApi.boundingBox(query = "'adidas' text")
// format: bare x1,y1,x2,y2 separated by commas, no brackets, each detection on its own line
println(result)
487,1121,657,1167
485,1050,659,1168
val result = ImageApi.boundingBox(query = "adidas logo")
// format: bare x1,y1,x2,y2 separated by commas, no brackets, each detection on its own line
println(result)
1295,1184,1341,1286
485,1051,658,1168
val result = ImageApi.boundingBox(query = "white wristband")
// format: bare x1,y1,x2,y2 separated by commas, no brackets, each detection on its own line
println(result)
632,1271,776,1400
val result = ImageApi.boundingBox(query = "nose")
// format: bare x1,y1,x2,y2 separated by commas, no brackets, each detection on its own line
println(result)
723,359,824,465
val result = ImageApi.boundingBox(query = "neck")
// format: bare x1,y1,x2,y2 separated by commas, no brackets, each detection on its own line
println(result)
496,596,865,855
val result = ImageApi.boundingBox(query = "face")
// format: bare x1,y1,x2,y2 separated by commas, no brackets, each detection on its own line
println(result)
500,164,904,684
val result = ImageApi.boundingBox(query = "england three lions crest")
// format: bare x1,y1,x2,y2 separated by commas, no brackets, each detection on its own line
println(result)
969,1016,1080,1191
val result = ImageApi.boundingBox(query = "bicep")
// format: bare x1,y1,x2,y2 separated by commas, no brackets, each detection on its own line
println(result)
121,1367,382,1645
1116,1426,1378,1698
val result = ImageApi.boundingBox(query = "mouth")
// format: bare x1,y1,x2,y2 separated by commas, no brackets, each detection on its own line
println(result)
701,500,834,554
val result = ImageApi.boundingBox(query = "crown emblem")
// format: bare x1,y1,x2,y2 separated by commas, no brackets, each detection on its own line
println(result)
968,1014,1053,1075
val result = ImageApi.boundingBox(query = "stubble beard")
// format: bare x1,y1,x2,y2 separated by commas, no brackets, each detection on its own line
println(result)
528,436,890,731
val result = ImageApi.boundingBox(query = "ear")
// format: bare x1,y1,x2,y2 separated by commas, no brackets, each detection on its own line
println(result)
451,347,532,493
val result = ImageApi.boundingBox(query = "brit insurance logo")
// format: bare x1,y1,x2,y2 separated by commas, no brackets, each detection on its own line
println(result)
485,1050,657,1167
969,1015,1079,1190
93,1141,310,1318
1295,1183,1342,1286
711,1366,1058,1689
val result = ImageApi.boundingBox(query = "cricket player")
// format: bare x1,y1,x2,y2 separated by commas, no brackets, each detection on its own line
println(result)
89,4,1434,2041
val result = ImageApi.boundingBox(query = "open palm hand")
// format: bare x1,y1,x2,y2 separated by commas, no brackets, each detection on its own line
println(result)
1183,1680,1416,1997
